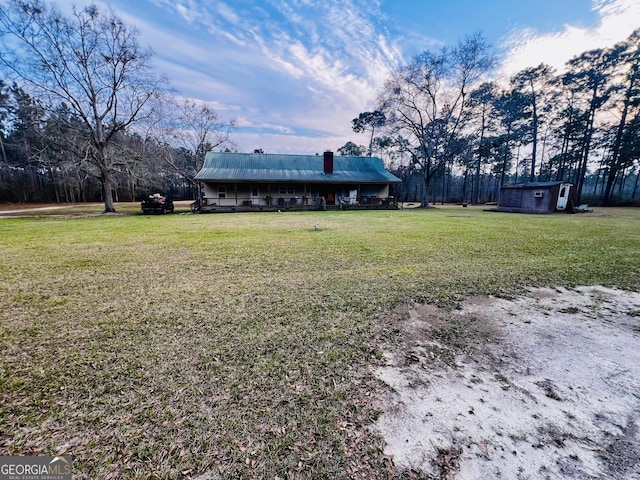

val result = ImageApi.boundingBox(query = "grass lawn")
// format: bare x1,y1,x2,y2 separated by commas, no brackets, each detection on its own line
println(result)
1,205,639,479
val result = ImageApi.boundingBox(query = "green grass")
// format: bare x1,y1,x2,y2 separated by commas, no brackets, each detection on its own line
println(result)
1,205,639,479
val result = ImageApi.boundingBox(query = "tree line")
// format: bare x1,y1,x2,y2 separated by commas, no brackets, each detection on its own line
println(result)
343,31,640,206
0,1,234,211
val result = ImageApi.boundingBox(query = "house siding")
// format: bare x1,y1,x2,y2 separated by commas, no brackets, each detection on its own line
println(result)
202,182,390,208
195,152,398,211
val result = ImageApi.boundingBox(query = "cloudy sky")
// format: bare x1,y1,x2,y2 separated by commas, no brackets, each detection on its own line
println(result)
81,0,640,153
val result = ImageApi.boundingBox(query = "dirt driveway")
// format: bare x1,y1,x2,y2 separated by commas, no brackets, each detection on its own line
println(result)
374,286,640,479
0,203,104,215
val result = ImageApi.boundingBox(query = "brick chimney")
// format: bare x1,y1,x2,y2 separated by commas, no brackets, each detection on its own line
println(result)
323,151,334,174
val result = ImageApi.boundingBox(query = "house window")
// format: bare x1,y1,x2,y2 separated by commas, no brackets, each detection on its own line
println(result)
218,186,226,198
279,186,295,195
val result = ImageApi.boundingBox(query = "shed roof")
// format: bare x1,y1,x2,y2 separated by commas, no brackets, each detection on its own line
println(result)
194,152,401,184
501,181,572,189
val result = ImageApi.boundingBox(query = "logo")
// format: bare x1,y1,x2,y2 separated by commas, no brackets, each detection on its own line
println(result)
0,456,72,480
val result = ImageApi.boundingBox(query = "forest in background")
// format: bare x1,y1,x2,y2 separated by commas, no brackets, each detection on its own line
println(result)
0,82,233,205
344,30,640,206
0,1,638,207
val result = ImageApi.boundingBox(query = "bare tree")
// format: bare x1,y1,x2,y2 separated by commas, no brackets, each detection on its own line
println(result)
0,0,165,212
379,33,493,206
145,97,236,192
170,99,236,176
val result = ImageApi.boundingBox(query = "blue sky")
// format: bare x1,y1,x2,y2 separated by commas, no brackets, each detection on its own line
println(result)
75,0,640,153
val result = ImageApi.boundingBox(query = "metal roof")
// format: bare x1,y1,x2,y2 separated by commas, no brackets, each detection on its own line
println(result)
194,152,401,184
501,181,572,189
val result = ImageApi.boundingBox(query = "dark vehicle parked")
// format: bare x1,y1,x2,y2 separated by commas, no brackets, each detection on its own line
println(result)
141,193,174,214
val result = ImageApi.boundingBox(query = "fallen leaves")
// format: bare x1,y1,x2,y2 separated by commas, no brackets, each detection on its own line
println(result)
2,208,639,479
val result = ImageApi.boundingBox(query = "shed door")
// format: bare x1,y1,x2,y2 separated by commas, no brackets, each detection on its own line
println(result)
556,184,571,210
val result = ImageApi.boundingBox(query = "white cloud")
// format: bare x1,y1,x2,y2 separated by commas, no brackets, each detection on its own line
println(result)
234,113,295,134
249,1,401,110
233,131,351,155
174,3,194,23
217,30,249,47
499,0,640,77
216,2,240,25
173,1,204,24
95,0,402,153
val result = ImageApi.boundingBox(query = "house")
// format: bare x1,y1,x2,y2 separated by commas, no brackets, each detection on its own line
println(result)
498,181,574,214
193,151,401,212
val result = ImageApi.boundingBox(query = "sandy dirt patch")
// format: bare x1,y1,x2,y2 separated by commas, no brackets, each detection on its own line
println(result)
374,286,640,479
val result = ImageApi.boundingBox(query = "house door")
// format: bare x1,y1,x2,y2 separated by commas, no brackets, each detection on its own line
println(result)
320,187,336,205
556,183,571,210
251,186,260,205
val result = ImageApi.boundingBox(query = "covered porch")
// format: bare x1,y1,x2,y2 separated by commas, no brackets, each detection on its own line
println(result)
193,151,401,213
198,181,397,212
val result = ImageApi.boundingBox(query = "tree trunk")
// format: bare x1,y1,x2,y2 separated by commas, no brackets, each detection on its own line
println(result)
530,85,538,182
461,167,469,203
474,113,485,204
421,158,432,207
500,135,511,187
618,168,627,193
422,177,430,207
368,128,375,157
603,74,634,204
556,105,574,182
540,126,550,180
0,136,7,165
575,104,597,204
101,170,116,212
445,161,453,203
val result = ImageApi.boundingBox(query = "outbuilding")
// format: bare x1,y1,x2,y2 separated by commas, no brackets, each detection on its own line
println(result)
193,151,401,212
498,181,574,214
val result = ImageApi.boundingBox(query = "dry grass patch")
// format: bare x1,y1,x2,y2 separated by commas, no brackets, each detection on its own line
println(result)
0,207,639,479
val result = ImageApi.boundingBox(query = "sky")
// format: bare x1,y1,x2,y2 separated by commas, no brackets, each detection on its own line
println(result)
61,0,640,154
